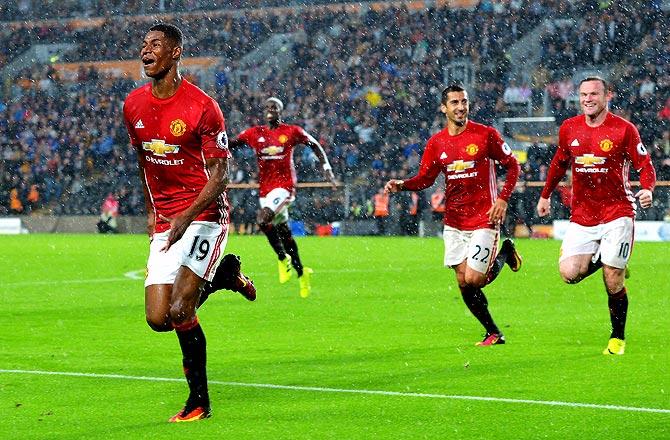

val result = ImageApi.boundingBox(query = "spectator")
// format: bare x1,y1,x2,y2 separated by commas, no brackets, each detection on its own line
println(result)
97,192,119,233
372,187,390,235
10,188,23,214
26,184,39,213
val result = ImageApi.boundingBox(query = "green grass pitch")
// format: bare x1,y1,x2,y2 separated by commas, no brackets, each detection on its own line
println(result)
1,234,669,439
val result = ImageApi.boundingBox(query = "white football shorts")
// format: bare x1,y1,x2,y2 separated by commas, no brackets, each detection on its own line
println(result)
259,187,295,224
559,216,634,269
443,225,500,273
145,221,228,287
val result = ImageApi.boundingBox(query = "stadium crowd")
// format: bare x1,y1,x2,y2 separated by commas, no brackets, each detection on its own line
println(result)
0,0,365,22
2,0,669,233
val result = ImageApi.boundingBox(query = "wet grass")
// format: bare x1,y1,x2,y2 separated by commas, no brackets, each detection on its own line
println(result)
1,234,669,439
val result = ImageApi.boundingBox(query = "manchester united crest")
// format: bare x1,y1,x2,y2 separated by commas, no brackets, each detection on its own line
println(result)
465,144,479,156
599,139,613,152
170,119,187,137
278,134,289,144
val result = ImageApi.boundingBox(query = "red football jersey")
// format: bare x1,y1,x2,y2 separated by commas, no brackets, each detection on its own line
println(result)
541,113,656,226
123,79,230,233
236,124,313,197
403,121,520,230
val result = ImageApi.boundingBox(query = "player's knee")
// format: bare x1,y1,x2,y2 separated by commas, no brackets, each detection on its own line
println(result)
258,208,274,225
464,272,486,288
559,266,582,284
606,284,624,296
258,221,272,233
604,279,624,295
560,274,581,284
168,300,193,326
146,315,171,332
603,267,625,294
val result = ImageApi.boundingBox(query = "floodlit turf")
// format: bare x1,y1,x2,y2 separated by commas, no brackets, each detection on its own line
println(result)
1,233,669,439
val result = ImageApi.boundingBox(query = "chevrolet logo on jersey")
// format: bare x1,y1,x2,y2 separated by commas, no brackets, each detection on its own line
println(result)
447,160,475,173
261,145,285,155
575,154,606,167
142,139,180,156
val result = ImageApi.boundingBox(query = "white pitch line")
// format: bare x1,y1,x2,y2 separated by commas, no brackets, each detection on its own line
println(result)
0,267,436,287
1,262,558,288
1,369,668,415
124,269,145,280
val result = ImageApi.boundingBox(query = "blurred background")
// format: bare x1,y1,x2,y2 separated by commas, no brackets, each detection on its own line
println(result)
1,0,669,238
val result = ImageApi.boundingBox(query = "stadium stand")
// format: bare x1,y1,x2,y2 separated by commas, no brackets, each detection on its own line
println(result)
0,0,376,22
1,0,669,234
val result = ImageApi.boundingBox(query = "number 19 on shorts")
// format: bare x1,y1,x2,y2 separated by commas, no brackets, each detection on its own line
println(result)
189,235,211,261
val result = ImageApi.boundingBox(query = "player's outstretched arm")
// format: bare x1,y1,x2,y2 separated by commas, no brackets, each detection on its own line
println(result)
304,136,337,189
397,138,440,192
319,159,337,189
323,166,337,189
536,197,551,217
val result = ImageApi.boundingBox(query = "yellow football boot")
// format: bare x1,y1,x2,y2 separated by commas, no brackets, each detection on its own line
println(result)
603,338,625,355
278,256,292,284
299,267,313,298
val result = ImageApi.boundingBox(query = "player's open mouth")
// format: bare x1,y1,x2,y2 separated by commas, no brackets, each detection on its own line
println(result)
142,59,155,67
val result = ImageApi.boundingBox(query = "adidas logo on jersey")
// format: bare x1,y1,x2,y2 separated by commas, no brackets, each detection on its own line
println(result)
135,119,145,129
570,139,579,147
440,152,448,160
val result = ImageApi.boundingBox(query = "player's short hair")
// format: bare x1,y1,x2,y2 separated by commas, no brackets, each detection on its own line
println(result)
265,97,284,111
441,84,466,104
149,23,183,48
579,76,609,92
